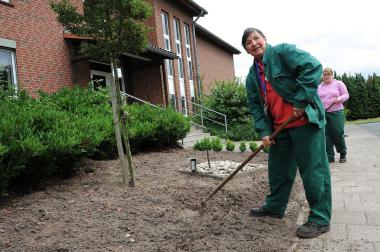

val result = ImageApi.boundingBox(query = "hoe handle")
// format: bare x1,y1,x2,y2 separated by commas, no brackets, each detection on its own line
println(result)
201,116,297,205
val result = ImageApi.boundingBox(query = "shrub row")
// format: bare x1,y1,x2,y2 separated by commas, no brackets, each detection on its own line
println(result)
0,87,190,196
337,73,380,120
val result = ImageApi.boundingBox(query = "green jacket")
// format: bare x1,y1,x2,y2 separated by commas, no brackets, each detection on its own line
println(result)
245,43,326,138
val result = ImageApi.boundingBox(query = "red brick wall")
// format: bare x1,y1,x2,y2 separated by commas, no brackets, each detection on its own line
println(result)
147,0,198,110
197,36,236,95
131,64,165,106
0,0,83,97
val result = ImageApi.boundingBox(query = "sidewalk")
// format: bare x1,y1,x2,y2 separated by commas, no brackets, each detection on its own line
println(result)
293,124,380,252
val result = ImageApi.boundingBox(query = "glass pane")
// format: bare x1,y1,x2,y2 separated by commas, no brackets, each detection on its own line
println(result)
184,25,190,44
164,39,170,50
161,13,168,35
179,60,184,78
188,61,193,80
174,19,180,40
0,50,13,89
91,75,107,90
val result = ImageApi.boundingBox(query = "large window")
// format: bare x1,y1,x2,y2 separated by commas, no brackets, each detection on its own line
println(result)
0,49,17,90
161,12,173,77
184,24,193,81
173,18,184,80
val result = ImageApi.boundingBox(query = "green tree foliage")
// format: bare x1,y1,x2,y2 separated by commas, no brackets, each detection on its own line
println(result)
50,0,152,61
193,138,212,168
202,80,258,141
211,137,223,152
50,0,153,186
338,72,380,119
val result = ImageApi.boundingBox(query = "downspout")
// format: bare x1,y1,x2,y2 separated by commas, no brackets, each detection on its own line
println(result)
192,10,204,99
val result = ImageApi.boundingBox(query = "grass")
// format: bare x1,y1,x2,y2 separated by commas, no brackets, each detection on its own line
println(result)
346,117,380,125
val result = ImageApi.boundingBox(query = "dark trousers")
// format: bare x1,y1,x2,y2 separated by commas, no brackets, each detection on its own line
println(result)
264,124,332,225
325,109,347,160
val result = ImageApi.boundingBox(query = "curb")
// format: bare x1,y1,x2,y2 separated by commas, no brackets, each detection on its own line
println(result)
288,200,309,252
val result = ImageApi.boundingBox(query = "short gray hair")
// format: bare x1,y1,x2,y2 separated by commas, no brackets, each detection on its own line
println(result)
241,28,266,50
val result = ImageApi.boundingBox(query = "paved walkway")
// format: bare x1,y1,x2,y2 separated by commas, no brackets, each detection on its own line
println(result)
294,123,380,252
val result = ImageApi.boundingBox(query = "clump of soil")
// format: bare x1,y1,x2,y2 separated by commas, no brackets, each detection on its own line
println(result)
0,149,305,251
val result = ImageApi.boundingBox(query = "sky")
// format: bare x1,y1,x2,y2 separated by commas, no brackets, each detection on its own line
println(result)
194,0,380,80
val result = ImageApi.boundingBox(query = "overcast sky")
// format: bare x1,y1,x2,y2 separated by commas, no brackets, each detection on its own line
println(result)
194,0,380,80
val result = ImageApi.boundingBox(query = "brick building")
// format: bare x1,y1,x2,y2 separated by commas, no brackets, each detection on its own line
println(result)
0,0,240,115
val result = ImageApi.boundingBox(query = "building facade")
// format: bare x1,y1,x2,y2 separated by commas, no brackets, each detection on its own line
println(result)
0,0,240,115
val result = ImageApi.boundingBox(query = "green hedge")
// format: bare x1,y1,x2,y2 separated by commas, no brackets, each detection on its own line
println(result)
126,104,190,151
338,73,380,120
0,87,190,196
0,89,112,195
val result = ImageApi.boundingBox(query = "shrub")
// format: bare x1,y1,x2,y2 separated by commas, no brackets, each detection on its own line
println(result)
226,140,235,151
0,87,190,196
211,137,223,151
0,88,113,196
239,142,247,152
126,104,190,151
199,80,259,141
193,138,212,151
249,141,258,151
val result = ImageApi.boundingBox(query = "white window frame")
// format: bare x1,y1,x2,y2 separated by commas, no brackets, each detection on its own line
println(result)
173,18,187,115
161,12,174,95
0,48,18,90
173,18,184,80
90,70,111,89
184,24,194,97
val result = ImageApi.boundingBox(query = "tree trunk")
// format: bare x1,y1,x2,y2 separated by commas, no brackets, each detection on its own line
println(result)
111,59,135,187
109,58,129,185
206,150,211,169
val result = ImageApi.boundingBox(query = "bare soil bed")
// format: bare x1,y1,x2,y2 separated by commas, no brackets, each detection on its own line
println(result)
0,148,305,251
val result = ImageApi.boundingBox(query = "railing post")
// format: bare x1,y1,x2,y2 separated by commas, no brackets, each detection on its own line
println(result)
224,115,228,140
201,107,204,127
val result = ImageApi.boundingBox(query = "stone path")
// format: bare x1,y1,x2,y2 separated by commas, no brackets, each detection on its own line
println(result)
293,124,380,251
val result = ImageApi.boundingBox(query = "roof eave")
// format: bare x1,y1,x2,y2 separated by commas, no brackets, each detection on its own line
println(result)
195,24,241,55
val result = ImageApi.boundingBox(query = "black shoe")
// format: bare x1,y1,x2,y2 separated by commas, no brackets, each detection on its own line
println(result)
329,158,335,163
250,207,282,218
339,154,346,163
296,222,330,238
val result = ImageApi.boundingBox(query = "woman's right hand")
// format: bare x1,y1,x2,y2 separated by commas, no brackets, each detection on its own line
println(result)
262,136,274,147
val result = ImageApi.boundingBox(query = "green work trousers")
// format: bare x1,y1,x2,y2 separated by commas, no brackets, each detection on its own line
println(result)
263,124,332,225
325,109,347,161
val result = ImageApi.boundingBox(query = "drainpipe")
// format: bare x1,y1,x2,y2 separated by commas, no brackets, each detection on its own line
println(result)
192,10,204,100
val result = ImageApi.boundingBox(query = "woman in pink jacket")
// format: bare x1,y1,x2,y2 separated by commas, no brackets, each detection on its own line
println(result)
317,67,349,163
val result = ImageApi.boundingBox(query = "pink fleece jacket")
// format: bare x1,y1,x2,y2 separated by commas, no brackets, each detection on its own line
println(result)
317,79,349,112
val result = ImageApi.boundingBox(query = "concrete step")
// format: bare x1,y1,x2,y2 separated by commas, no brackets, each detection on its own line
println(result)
178,125,211,149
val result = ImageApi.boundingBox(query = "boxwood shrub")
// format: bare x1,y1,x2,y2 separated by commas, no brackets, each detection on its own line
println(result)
0,87,190,196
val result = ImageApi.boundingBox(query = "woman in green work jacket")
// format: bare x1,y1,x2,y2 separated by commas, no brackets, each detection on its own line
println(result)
242,28,331,239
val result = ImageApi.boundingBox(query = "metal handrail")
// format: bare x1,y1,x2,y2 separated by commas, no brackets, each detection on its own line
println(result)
185,98,228,137
120,92,163,109
120,92,228,138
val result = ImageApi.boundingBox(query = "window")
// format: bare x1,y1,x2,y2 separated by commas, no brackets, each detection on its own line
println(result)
1,0,11,3
173,18,184,79
184,24,193,81
0,49,17,90
161,12,173,77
